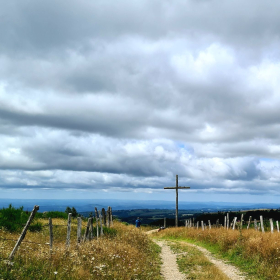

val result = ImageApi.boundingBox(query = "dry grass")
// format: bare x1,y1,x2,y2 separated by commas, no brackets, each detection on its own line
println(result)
155,227,280,279
168,241,229,280
0,219,162,280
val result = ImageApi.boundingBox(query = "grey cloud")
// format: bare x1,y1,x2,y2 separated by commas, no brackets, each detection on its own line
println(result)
2,0,280,56
1,0,280,199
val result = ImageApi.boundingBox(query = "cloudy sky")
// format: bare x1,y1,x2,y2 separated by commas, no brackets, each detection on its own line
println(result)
1,0,280,203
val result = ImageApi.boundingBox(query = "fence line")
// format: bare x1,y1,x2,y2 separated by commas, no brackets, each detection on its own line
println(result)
1,205,114,260
183,215,280,233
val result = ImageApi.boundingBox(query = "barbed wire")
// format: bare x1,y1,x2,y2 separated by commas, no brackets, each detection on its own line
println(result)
42,224,68,227
0,237,49,245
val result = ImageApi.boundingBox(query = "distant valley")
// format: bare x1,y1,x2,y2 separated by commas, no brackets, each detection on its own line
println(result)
0,198,278,218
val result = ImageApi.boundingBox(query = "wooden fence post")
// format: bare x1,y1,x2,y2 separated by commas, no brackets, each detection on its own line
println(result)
197,221,199,229
99,210,104,236
77,217,82,244
83,218,91,242
49,217,53,251
208,220,211,229
269,218,274,233
90,217,94,240
95,207,99,239
260,216,264,233
254,219,257,231
164,217,166,228
227,213,229,230
240,214,243,229
110,207,113,225
66,213,72,248
232,217,237,230
107,206,110,228
224,216,226,228
247,216,252,229
201,221,204,231
185,220,187,227
9,205,39,260
102,208,106,226
276,221,279,232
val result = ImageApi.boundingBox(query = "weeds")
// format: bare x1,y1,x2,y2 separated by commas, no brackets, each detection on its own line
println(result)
0,219,162,279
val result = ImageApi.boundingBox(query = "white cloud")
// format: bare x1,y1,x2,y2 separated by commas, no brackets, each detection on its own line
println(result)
1,0,280,201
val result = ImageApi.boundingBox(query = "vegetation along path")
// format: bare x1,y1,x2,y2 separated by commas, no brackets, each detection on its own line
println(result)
147,230,246,280
155,240,185,280
185,242,246,280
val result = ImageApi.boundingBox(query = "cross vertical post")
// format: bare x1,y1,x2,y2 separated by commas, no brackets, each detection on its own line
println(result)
164,175,190,227
176,175,179,227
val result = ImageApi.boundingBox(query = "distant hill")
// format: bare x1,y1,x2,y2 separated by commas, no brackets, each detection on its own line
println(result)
0,198,278,213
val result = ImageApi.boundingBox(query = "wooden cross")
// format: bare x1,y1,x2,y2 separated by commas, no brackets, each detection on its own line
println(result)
164,175,190,227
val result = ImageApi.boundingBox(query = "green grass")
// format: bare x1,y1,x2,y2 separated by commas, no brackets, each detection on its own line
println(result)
167,241,229,280
0,204,42,232
155,229,280,280
159,235,261,279
181,238,260,279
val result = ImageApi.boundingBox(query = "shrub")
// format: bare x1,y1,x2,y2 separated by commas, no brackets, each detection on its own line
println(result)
0,204,41,232
29,222,43,232
42,211,68,219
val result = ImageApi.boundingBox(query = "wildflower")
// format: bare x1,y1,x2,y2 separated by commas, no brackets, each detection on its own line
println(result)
3,260,14,266
91,257,95,260
54,271,58,275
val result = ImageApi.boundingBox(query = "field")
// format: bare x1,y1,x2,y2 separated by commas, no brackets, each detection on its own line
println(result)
2,206,280,279
0,217,162,280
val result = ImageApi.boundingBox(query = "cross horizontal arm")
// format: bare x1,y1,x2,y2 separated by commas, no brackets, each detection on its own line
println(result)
164,187,190,189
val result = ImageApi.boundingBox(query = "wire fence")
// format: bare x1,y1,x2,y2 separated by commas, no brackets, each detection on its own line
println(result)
0,237,49,245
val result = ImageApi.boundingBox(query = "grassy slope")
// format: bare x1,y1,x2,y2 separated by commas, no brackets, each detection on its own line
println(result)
0,219,162,280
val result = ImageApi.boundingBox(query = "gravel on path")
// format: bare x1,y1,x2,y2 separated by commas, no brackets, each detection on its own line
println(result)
146,229,246,280
185,242,246,280
155,240,186,280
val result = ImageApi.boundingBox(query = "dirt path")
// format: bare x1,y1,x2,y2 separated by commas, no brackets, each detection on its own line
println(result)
146,230,246,280
155,240,186,280
185,242,246,280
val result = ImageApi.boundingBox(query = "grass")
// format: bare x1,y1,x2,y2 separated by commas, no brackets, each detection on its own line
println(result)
167,241,229,279
0,205,42,232
154,226,280,280
0,218,163,279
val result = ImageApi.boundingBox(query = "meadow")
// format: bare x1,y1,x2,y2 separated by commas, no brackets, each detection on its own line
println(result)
0,215,162,280
2,206,280,279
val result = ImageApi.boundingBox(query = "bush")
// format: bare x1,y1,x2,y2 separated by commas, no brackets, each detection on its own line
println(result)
42,211,68,219
29,222,43,232
0,204,41,232
65,206,79,218
103,227,118,237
